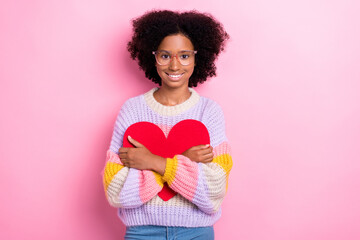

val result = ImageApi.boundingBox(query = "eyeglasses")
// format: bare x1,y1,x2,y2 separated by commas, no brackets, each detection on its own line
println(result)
152,50,197,66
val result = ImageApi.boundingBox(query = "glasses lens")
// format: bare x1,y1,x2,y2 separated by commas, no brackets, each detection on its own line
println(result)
156,51,171,65
178,51,193,66
155,51,195,66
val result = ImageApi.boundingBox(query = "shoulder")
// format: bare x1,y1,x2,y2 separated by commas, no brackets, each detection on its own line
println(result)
120,94,144,112
197,95,227,145
116,90,151,116
198,95,225,119
113,90,150,126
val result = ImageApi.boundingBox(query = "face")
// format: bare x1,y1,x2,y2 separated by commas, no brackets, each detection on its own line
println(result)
155,34,195,89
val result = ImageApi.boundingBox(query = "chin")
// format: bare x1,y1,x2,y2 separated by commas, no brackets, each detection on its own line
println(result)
162,81,189,89
160,75,189,89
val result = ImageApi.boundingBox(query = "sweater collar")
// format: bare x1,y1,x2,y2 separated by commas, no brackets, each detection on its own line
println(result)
144,87,200,116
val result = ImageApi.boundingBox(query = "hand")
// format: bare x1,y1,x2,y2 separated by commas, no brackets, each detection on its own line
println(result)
182,144,214,163
119,136,166,175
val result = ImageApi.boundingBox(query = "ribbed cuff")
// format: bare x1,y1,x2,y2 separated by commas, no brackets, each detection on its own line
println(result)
162,157,178,185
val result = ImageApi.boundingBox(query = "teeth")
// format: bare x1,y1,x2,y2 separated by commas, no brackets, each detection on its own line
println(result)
168,74,183,77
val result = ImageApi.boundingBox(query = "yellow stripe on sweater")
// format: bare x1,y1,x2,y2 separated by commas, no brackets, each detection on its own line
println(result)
153,172,165,187
212,153,233,191
103,162,124,191
162,156,178,186
212,153,232,174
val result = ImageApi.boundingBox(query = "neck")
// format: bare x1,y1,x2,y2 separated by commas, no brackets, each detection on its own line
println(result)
154,85,191,106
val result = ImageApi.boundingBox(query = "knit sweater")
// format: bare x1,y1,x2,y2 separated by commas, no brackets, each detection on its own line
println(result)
102,87,233,227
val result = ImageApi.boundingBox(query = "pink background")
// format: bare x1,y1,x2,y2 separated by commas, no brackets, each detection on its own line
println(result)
1,0,359,239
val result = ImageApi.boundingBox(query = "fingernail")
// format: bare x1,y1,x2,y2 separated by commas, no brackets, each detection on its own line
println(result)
128,136,132,140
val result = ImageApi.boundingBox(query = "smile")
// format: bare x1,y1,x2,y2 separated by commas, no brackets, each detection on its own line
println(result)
166,73,184,80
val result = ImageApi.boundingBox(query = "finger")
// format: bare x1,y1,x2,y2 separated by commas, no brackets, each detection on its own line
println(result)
119,153,127,159
119,147,129,153
197,148,213,155
204,152,214,159
128,136,144,148
119,157,127,166
123,159,132,168
202,158,213,163
200,144,211,149
203,147,213,154
187,145,205,151
201,153,214,163
192,144,209,150
185,146,197,152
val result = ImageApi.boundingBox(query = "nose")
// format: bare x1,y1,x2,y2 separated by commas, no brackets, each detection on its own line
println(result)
169,55,180,71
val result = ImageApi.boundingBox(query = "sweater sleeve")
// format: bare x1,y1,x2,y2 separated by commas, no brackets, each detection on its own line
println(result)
161,101,233,214
102,102,165,208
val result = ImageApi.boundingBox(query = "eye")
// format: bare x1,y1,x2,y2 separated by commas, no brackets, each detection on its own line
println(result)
159,53,170,59
179,54,190,59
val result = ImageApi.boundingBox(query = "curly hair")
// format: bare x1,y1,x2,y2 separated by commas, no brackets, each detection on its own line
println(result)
127,10,229,87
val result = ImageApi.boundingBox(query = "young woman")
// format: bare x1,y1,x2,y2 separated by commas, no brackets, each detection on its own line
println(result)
102,10,232,239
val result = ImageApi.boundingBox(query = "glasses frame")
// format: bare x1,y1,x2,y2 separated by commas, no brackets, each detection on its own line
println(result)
152,50,197,66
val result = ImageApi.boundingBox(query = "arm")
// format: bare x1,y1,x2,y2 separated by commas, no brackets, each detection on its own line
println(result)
102,105,165,208
161,103,233,214
119,136,166,176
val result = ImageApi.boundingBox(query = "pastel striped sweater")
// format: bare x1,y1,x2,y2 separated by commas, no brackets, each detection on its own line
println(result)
103,88,233,227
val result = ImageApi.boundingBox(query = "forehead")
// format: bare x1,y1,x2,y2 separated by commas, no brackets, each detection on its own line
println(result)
157,34,194,51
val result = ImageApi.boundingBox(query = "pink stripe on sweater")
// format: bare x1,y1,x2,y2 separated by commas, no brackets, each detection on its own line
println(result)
157,124,172,138
213,142,231,157
106,150,123,164
101,150,123,175
139,171,162,203
170,155,199,201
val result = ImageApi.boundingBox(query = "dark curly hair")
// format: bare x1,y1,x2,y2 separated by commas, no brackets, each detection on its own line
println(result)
127,10,229,87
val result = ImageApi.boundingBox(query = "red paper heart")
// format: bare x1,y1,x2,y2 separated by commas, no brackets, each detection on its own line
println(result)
123,119,210,201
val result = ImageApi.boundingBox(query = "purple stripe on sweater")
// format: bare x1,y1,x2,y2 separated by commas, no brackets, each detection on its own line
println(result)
119,168,142,207
118,204,222,227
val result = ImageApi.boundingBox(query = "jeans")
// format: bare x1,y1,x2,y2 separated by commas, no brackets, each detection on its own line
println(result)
124,225,214,240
